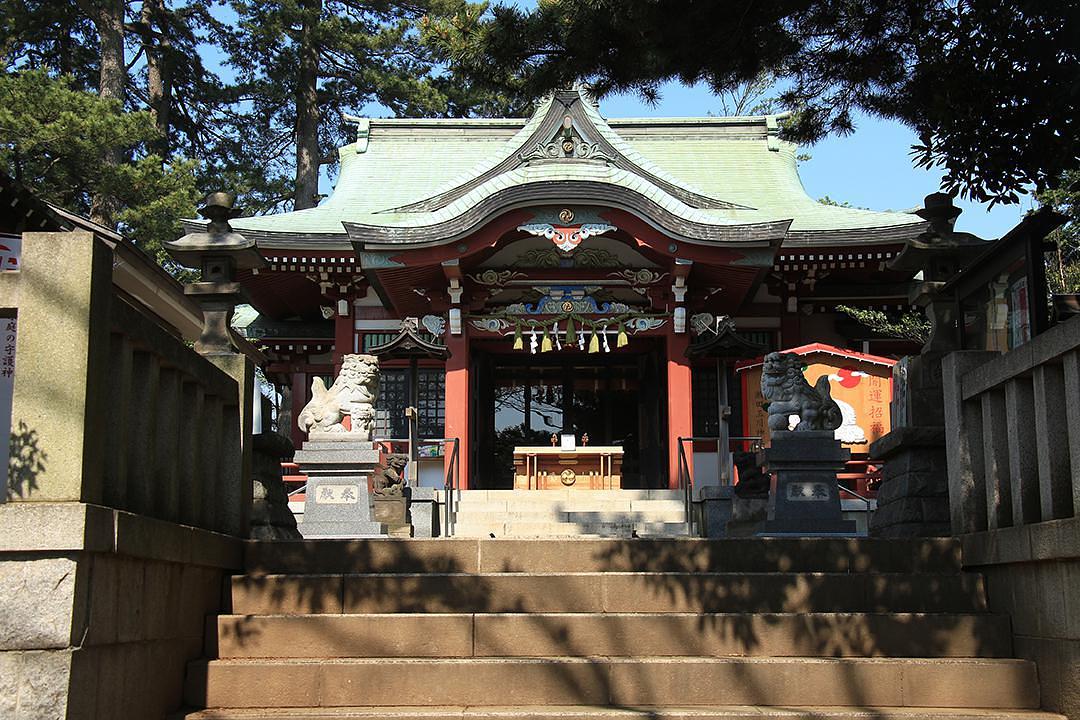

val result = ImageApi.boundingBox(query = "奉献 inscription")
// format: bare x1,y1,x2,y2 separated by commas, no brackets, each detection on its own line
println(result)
315,484,360,504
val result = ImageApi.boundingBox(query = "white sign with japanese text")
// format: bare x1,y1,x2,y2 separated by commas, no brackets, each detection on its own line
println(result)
314,484,360,504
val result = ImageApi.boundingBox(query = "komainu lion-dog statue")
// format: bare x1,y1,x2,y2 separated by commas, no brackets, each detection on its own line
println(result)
760,352,843,432
297,354,380,439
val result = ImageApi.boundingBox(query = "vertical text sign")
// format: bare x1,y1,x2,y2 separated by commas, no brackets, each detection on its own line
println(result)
0,235,21,498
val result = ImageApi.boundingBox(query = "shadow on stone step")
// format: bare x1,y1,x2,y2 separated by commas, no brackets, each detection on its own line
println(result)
187,537,1015,715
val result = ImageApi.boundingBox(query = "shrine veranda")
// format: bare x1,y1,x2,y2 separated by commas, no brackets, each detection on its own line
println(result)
218,87,930,492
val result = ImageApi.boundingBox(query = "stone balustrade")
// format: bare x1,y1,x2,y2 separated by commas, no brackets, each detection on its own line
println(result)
943,316,1080,718
0,231,250,719
1,231,251,535
943,316,1080,534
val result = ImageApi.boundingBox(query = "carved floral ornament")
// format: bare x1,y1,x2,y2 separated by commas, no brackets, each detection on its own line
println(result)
466,269,527,288
519,140,614,163
689,312,736,336
511,246,623,269
609,268,669,294
421,314,446,336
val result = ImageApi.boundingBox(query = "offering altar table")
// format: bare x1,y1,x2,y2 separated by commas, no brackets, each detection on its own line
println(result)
512,446,623,490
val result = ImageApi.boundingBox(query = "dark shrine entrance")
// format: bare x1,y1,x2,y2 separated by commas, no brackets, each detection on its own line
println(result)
472,341,667,489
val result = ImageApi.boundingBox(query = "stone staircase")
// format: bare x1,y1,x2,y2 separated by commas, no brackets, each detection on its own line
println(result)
447,489,688,537
178,538,1061,720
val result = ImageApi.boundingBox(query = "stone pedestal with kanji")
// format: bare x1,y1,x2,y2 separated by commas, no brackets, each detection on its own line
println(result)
295,440,385,538
757,431,856,535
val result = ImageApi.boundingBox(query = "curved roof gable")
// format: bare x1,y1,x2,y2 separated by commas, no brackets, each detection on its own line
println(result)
386,86,748,214
224,87,926,250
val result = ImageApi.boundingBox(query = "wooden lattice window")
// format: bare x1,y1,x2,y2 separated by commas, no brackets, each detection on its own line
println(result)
376,369,408,438
417,368,445,438
692,365,720,437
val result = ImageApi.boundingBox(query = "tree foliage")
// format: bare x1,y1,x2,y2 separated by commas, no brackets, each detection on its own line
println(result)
224,0,527,209
0,0,528,270
0,69,200,270
836,305,930,344
1038,171,1080,294
427,0,1079,205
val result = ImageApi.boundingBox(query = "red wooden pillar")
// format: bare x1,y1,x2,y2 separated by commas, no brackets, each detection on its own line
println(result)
666,332,693,489
444,331,470,489
332,304,354,371
290,370,307,449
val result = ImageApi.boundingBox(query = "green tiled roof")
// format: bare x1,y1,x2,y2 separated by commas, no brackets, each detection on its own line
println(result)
231,92,923,248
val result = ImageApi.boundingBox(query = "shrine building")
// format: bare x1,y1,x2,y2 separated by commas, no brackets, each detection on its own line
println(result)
223,86,928,492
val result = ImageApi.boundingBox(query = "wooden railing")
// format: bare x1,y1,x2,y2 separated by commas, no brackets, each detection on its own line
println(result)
943,316,1080,534
1,231,252,536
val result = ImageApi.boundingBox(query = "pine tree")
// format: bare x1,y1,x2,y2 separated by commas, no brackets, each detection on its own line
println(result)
0,70,200,273
225,0,526,211
2,0,237,269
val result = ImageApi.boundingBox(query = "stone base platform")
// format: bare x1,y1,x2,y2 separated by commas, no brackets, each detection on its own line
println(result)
294,440,386,539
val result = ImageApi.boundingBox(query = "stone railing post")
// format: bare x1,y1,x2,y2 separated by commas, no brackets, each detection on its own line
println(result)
206,353,255,536
1033,361,1072,520
1063,350,1080,518
942,350,999,534
1,231,112,504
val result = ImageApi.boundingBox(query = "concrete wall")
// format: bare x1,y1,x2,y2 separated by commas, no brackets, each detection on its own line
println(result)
0,503,242,719
961,517,1080,718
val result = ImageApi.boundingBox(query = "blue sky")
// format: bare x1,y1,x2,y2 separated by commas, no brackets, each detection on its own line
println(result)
593,82,1028,240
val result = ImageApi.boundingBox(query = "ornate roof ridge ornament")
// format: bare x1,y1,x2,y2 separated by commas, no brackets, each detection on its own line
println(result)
518,114,615,163
685,314,768,359
366,316,449,359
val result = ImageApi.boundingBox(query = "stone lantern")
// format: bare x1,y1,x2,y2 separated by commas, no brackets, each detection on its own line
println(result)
889,193,987,355
165,193,266,354
869,193,987,537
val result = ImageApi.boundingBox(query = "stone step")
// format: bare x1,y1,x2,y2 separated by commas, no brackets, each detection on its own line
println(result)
180,707,1066,720
450,489,685,501
450,501,688,515
211,612,1013,659
184,657,1040,709
451,498,686,509
450,521,688,538
243,538,964,575
451,508,688,522
230,572,987,615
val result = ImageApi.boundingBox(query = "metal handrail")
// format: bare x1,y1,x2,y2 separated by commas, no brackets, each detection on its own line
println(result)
837,481,876,517
676,438,694,536
442,438,460,537
677,436,764,537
